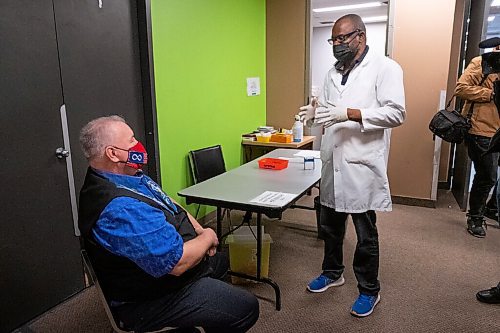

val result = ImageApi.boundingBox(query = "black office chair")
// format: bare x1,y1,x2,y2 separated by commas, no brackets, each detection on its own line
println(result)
188,145,255,235
81,249,204,333
188,145,228,219
189,145,226,184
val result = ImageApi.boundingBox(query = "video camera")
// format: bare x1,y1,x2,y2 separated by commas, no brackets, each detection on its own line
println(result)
481,52,500,75
480,37,500,74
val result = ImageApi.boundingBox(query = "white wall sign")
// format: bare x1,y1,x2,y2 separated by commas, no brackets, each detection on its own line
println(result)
247,77,260,96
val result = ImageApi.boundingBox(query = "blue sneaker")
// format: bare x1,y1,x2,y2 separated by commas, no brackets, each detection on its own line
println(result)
307,274,345,293
350,293,380,317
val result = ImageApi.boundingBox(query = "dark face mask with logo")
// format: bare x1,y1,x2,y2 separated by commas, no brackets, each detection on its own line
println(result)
112,141,148,170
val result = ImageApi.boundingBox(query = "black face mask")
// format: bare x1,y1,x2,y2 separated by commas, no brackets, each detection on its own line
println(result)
333,35,359,67
333,43,355,62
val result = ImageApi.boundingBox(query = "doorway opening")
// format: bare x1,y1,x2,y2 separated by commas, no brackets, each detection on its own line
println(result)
450,0,500,210
308,0,390,149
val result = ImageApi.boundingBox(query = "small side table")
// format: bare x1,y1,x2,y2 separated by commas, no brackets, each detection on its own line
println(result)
241,135,315,162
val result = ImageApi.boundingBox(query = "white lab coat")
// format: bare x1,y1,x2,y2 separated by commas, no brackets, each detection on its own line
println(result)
317,48,406,213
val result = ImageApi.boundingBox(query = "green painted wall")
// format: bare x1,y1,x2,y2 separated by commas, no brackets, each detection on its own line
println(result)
151,0,266,216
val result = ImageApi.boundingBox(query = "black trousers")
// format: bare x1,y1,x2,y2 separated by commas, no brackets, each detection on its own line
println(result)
113,253,259,333
466,134,499,218
320,205,380,295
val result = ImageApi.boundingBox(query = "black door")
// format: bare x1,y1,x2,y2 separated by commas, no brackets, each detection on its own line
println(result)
53,0,150,201
0,1,84,331
0,0,157,331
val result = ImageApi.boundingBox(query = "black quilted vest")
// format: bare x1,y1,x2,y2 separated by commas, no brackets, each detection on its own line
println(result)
78,168,209,302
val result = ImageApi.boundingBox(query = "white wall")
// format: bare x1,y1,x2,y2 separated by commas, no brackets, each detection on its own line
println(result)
308,22,388,149
311,22,388,91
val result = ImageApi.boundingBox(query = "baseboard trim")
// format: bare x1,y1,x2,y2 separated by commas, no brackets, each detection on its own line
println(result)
391,195,436,208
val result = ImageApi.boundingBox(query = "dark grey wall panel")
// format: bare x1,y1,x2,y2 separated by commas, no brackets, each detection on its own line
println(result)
0,1,156,330
0,1,83,331
53,0,149,196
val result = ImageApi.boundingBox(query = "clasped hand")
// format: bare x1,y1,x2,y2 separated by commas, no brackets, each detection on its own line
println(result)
198,227,218,256
299,98,348,127
315,106,349,128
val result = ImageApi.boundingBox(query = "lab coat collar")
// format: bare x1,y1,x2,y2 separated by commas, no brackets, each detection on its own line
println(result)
330,46,373,92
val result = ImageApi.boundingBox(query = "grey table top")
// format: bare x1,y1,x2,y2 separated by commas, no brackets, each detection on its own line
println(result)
178,149,321,215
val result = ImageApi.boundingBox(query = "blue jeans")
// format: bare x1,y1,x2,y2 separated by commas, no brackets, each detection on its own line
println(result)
466,134,499,218
113,254,259,333
319,206,380,295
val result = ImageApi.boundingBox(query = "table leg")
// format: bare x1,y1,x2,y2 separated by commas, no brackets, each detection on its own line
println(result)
244,146,252,163
228,271,282,311
216,207,222,250
257,213,281,310
242,211,252,222
226,212,282,310
256,213,262,279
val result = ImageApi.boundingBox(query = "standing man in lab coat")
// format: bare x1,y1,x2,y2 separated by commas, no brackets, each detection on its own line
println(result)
299,14,405,317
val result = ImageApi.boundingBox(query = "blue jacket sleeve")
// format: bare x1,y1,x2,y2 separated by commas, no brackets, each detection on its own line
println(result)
92,196,184,278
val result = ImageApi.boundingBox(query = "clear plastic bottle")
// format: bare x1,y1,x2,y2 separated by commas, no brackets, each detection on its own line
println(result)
292,115,303,142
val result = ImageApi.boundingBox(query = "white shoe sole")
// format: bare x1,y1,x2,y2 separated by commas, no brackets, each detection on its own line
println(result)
351,294,381,317
307,275,345,293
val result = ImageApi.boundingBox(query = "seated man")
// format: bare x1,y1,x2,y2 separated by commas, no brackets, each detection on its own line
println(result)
78,115,259,333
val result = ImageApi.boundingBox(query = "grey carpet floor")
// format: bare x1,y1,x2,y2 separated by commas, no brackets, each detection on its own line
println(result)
22,190,500,333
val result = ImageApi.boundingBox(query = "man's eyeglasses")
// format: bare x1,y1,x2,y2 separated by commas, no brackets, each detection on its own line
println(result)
327,29,360,45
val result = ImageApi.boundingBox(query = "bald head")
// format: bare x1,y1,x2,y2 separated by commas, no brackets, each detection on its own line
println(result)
331,14,367,46
79,115,127,161
331,14,367,69
334,14,366,33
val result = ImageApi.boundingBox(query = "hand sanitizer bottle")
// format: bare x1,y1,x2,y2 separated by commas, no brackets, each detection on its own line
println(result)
292,115,303,142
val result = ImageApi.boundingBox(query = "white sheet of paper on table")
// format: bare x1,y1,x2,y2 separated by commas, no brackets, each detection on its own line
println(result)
250,191,296,206
293,150,320,159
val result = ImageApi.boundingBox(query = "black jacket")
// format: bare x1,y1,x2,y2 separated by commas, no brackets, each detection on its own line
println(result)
78,168,209,302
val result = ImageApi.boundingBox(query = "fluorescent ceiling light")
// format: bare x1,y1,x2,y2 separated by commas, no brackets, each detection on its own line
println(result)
492,0,500,7
362,15,388,23
313,2,383,13
320,15,388,26
488,15,495,22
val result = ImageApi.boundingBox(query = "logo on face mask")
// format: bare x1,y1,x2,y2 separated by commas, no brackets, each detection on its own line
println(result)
129,151,146,163
113,141,148,170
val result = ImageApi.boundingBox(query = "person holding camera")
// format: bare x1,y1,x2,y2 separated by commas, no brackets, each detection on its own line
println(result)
455,37,500,238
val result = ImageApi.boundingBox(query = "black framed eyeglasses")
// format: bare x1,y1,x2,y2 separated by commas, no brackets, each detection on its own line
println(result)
327,29,360,45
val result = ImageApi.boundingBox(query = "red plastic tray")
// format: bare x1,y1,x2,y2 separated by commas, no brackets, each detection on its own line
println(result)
258,158,289,170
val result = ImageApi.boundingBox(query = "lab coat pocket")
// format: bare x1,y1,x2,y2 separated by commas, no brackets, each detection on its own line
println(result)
344,149,383,165
342,130,385,166
344,147,389,201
